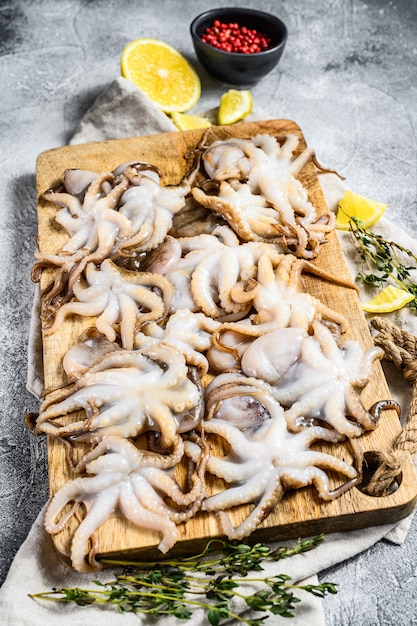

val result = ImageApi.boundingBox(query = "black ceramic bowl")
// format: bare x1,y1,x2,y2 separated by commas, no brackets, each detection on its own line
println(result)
190,7,287,85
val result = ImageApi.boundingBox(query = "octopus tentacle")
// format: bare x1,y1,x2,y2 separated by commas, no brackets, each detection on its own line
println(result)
282,465,358,500
215,473,284,540
344,389,379,431
141,433,209,516
122,479,179,554
44,293,110,334
369,399,401,423
44,473,121,534
70,486,121,572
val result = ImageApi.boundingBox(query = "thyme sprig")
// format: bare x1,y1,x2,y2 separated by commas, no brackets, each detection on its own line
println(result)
30,535,336,624
347,216,417,308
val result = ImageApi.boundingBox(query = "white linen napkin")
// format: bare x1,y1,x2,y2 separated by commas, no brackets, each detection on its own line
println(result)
2,76,416,625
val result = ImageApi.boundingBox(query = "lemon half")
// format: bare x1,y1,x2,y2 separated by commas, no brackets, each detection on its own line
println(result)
218,89,253,125
362,284,414,313
121,38,201,113
336,190,387,231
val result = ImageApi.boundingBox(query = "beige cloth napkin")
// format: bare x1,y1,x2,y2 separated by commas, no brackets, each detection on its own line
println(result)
2,76,416,625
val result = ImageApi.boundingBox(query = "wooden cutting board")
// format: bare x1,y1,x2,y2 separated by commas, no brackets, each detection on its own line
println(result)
35,119,417,568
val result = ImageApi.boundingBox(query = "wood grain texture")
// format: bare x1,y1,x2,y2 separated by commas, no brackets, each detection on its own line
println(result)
35,119,417,568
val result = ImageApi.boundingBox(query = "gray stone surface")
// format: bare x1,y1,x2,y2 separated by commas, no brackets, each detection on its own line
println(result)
0,0,416,623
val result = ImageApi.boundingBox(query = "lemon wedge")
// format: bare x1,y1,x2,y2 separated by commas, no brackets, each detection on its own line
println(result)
121,38,201,113
336,190,387,231
218,89,253,125
362,284,414,313
170,111,212,131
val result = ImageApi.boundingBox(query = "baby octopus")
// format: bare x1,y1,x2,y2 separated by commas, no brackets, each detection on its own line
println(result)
242,252,352,330
33,162,188,322
208,252,356,370
164,225,243,314
134,308,221,376
43,259,173,350
192,133,335,258
35,342,203,448
183,240,283,320
166,225,354,323
241,320,387,438
185,389,357,541
45,434,209,572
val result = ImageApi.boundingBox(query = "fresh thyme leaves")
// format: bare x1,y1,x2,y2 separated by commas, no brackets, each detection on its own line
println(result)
348,217,417,308
30,536,337,623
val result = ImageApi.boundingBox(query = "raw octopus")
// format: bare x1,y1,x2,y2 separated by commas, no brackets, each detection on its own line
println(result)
29,132,394,572
45,434,208,571
191,133,335,258
205,318,387,439
33,162,189,325
43,259,173,349
165,225,356,324
35,341,204,448
242,320,385,437
134,308,221,376
185,389,357,541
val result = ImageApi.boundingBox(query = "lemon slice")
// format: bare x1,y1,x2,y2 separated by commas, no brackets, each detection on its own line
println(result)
336,190,387,231
218,89,253,125
362,284,414,313
121,38,201,113
170,111,212,131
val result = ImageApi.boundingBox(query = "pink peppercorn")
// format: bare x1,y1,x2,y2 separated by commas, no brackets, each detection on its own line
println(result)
200,20,272,54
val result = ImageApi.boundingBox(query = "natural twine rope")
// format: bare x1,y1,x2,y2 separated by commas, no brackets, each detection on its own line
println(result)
359,317,417,497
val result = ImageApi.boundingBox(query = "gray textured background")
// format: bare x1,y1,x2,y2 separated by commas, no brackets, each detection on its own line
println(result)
1,0,416,624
